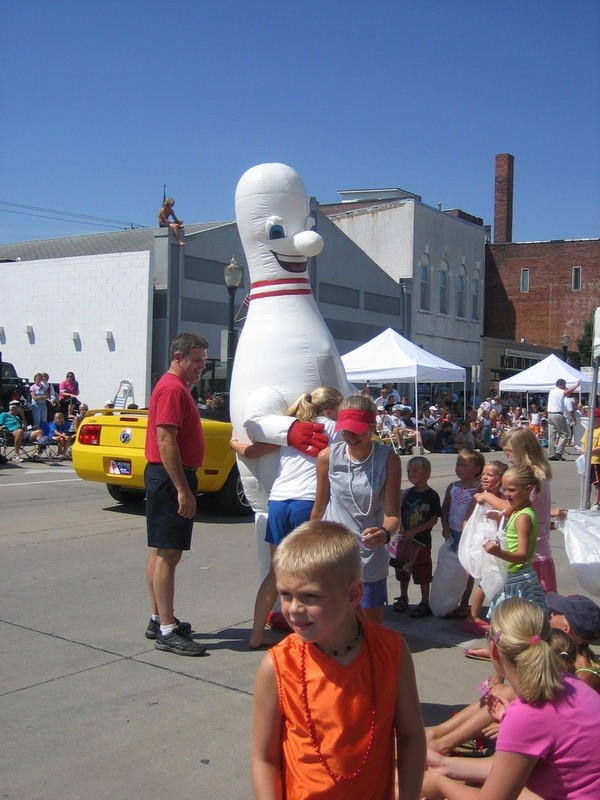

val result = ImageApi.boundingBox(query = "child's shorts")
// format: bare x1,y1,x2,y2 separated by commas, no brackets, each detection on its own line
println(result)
360,578,388,609
265,499,313,546
395,545,432,585
590,464,600,486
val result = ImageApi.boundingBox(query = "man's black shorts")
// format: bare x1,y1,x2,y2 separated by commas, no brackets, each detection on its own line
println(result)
145,463,198,550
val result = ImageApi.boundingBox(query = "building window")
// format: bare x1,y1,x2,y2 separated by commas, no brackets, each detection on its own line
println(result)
439,267,448,314
457,271,465,318
572,266,582,292
471,274,479,320
520,268,530,293
419,263,430,311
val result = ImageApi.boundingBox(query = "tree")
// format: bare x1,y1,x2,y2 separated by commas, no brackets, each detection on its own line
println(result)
577,312,594,366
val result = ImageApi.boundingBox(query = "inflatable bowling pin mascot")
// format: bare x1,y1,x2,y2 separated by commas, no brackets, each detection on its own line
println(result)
230,163,352,570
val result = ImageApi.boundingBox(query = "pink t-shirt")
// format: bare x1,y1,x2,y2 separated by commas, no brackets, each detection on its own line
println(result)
497,674,600,799
145,372,204,469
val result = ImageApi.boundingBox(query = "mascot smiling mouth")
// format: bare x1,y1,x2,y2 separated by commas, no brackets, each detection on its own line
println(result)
271,251,308,274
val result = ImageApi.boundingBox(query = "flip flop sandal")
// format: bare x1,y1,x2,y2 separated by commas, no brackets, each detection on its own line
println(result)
463,619,490,636
464,647,491,661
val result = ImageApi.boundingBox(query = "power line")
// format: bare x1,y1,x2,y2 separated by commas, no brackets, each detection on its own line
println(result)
0,200,147,229
0,207,138,230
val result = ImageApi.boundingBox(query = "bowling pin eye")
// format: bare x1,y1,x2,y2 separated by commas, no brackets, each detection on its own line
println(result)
266,216,285,240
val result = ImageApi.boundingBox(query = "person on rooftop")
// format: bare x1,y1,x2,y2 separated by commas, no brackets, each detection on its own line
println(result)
158,197,185,246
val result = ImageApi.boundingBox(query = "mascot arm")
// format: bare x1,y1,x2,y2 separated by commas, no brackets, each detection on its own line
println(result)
245,415,328,457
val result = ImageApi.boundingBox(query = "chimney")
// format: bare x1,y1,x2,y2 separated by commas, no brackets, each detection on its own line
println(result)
494,153,514,244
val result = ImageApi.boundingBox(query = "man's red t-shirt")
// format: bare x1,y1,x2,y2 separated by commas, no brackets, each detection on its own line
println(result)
145,372,204,469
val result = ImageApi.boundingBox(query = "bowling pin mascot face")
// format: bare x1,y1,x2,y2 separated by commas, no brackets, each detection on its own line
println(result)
230,163,351,529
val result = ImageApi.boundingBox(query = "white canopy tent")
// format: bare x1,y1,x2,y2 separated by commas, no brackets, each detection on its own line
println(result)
341,327,467,414
498,353,591,393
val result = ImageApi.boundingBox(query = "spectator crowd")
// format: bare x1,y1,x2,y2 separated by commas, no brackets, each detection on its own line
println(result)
0,371,85,463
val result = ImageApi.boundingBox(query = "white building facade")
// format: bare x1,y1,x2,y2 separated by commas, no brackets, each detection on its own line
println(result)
324,194,486,379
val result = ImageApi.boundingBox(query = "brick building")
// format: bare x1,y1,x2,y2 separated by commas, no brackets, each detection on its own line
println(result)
484,153,600,389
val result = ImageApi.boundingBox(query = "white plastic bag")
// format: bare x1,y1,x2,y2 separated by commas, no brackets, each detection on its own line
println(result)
458,502,489,579
458,503,508,600
479,544,508,601
430,538,469,617
563,509,600,597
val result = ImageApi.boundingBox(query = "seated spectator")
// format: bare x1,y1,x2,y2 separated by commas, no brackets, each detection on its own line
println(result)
423,598,600,799
72,403,89,432
398,407,418,449
158,197,185,246
389,404,405,440
433,421,456,454
419,406,437,429
454,420,475,451
469,417,491,452
491,395,503,414
375,387,394,413
0,400,43,462
36,411,72,458
376,404,394,436
479,397,492,413
383,383,401,403
202,394,229,421
59,372,80,417
398,395,413,413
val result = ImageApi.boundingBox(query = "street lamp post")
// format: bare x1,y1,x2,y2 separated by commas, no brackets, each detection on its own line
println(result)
224,255,243,391
560,330,570,362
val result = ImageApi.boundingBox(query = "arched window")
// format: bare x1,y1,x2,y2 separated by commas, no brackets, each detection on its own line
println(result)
457,265,465,318
419,256,430,311
471,271,480,320
439,259,448,314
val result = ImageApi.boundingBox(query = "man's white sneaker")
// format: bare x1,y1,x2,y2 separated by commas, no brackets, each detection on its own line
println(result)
11,456,24,463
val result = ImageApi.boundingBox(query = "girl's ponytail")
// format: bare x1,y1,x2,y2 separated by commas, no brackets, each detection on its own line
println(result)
489,598,563,703
286,387,343,422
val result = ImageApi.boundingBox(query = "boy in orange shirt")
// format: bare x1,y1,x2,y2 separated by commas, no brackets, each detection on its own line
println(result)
251,520,426,799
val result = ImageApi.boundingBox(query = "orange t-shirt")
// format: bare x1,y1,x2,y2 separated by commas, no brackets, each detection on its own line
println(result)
270,621,402,799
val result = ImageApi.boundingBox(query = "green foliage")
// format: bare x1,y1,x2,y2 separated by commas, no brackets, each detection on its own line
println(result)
577,313,594,365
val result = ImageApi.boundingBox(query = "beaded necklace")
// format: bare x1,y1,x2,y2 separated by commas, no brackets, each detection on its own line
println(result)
346,444,375,517
315,621,361,657
300,627,377,782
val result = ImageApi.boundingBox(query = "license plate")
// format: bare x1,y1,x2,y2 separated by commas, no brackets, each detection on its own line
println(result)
108,459,132,476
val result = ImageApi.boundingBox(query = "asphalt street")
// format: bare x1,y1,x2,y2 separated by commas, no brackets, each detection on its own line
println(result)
0,450,593,799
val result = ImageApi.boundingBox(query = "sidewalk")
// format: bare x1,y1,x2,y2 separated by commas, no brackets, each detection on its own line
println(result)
0,452,590,799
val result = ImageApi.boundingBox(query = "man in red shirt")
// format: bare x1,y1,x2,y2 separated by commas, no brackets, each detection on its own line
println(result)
144,332,208,656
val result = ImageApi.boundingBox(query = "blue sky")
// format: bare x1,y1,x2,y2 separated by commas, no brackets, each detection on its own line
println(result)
2,0,598,245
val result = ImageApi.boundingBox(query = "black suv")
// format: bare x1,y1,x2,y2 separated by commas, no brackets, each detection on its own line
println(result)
0,360,30,411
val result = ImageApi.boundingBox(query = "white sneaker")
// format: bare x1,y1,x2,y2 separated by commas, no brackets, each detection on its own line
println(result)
591,504,600,512
11,455,24,463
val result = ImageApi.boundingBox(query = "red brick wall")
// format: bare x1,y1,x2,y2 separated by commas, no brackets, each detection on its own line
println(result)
494,154,514,244
485,239,600,348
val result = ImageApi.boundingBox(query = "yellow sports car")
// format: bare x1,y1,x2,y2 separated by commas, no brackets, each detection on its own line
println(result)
72,408,251,515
